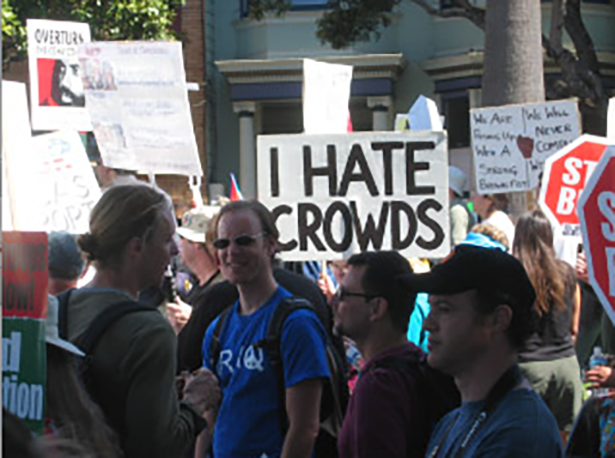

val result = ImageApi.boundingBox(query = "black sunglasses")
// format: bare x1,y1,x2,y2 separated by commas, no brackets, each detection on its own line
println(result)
212,232,268,250
335,288,378,301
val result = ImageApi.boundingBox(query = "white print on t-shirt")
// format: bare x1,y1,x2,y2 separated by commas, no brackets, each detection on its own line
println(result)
219,345,265,375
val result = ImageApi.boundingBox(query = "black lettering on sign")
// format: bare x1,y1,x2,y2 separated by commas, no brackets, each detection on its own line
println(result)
390,201,418,250
350,201,389,251
338,144,379,197
371,142,404,195
303,145,338,197
271,205,297,251
416,199,444,250
323,202,353,252
270,147,280,197
3,279,34,311
298,203,326,251
405,142,436,196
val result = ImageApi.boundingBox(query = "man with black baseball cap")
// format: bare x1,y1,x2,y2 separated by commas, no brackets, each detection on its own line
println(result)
400,245,564,457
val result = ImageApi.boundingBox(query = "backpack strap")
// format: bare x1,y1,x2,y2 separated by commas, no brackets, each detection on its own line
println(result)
254,297,320,433
75,301,158,354
56,288,76,340
209,305,234,372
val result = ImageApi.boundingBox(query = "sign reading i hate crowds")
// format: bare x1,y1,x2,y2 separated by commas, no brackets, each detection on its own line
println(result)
471,100,580,194
257,132,450,260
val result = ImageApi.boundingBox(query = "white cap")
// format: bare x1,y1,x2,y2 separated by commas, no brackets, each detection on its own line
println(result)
46,295,85,357
176,206,220,244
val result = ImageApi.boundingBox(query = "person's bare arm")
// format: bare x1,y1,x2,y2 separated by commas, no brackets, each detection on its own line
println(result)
570,282,581,343
280,379,323,458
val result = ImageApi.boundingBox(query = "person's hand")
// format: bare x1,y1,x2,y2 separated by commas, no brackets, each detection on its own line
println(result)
318,273,336,301
183,368,221,416
167,298,193,334
585,365,615,389
576,250,589,282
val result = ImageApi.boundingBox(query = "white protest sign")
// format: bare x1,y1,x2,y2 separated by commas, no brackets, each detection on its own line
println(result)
78,41,202,176
2,81,34,230
257,132,450,261
303,59,353,134
608,97,614,140
7,131,101,233
408,95,443,131
27,19,92,131
471,99,580,194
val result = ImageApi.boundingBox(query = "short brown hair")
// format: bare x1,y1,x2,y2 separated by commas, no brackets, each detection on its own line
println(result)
212,200,280,241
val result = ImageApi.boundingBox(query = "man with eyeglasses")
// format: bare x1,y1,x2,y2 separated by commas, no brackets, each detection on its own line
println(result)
333,251,454,458
197,200,330,458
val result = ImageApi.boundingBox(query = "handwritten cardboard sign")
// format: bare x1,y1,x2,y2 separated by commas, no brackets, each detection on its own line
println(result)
471,100,580,194
27,19,92,131
5,131,101,233
78,41,202,176
257,132,450,260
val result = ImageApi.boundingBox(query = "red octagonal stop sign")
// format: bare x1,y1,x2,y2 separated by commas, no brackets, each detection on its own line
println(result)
579,146,615,326
539,135,614,236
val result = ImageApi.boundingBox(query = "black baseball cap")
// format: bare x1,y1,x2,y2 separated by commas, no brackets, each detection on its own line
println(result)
399,245,536,309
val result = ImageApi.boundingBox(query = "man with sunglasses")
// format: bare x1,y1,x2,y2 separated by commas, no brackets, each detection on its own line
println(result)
333,251,455,458
198,200,330,458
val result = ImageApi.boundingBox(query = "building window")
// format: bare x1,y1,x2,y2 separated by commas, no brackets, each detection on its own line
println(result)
442,96,470,149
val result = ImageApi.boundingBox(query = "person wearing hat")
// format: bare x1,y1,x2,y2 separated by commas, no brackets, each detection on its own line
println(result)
48,231,87,296
402,245,564,457
167,206,223,333
448,166,475,246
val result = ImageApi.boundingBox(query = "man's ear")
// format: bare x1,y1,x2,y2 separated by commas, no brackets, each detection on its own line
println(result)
370,298,388,322
491,304,513,334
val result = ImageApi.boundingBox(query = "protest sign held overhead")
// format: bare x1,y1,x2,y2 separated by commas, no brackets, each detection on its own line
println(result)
578,146,615,326
303,59,353,134
471,100,580,194
78,41,202,176
2,81,33,230
257,132,450,261
5,130,101,233
2,232,48,434
539,134,614,238
27,19,92,131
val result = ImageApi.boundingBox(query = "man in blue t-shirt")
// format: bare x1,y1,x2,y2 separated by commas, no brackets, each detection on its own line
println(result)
401,245,564,457
199,200,330,458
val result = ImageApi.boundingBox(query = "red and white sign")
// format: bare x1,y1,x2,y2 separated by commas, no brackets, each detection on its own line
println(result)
539,135,615,237
578,146,615,325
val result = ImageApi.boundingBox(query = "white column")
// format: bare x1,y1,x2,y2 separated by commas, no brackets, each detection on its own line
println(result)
367,96,392,131
233,102,256,199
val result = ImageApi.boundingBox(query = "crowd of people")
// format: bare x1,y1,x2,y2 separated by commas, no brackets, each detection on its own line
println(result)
5,174,615,458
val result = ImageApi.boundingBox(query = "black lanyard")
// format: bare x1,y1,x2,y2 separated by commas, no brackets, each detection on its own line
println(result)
428,365,523,458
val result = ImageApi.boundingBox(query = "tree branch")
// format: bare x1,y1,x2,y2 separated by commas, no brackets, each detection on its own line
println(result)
411,0,485,30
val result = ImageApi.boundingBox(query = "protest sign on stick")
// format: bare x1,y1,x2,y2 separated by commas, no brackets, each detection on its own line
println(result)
27,19,92,131
578,146,615,326
471,100,580,194
2,232,48,434
539,134,614,238
79,41,202,176
257,132,450,261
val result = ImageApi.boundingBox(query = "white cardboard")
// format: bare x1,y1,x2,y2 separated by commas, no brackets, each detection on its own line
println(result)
303,59,353,134
78,41,202,176
257,132,450,261
471,100,580,194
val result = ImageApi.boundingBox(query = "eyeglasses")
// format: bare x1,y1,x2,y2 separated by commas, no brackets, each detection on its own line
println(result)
212,232,268,250
335,288,378,302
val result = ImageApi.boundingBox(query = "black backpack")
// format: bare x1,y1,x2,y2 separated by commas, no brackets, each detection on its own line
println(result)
56,288,159,434
369,352,461,445
210,296,349,458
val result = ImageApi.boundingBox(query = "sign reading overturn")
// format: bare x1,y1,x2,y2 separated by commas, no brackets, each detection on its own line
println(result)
257,132,450,260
